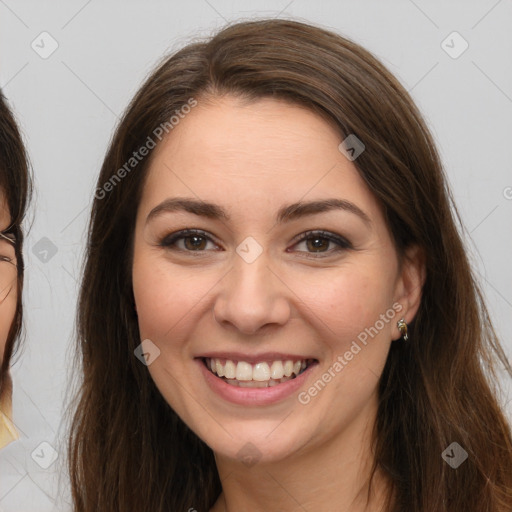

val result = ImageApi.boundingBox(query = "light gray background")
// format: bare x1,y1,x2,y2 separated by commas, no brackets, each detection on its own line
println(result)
1,1,511,510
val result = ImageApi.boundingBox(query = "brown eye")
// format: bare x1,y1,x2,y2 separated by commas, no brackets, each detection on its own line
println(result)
160,229,219,253
182,234,208,251
290,230,352,257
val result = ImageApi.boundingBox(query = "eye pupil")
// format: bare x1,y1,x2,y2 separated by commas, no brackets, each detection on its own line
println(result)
307,237,328,252
185,235,206,250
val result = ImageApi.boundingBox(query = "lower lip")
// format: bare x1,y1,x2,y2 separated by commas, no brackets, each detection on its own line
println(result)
196,358,318,406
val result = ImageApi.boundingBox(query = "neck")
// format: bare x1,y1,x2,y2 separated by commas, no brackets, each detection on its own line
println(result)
211,393,392,512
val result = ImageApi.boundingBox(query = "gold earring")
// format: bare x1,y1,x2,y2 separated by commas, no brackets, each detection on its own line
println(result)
397,318,408,341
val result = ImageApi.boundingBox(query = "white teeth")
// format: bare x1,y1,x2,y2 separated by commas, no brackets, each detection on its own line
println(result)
215,360,225,377
283,360,294,377
252,362,271,381
224,359,236,379
206,357,312,383
224,376,294,387
236,361,253,381
270,360,284,380
238,380,269,388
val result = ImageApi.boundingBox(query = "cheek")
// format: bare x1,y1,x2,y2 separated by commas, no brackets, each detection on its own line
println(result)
132,252,211,347
132,253,212,417
291,269,396,434
133,261,175,342
295,263,396,347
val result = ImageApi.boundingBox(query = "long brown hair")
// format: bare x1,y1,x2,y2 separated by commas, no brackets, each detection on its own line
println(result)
0,90,31,397
69,18,512,511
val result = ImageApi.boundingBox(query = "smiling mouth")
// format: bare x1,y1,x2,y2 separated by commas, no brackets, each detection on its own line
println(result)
202,357,317,388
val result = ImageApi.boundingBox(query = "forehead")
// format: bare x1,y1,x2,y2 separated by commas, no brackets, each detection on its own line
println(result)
155,95,341,166
140,96,382,223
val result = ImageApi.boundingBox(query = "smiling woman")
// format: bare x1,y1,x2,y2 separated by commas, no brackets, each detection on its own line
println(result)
69,18,512,512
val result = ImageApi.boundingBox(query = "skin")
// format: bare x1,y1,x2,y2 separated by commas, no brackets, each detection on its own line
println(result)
132,96,425,512
0,190,17,418
0,190,17,367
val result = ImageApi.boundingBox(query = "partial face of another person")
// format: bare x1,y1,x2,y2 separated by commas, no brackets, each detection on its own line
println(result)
132,96,422,464
0,192,17,364
0,190,17,365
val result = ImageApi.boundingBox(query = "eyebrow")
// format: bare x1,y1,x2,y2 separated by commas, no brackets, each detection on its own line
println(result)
146,197,372,227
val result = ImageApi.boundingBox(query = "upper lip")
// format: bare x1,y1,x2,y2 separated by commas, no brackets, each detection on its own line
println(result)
196,352,318,364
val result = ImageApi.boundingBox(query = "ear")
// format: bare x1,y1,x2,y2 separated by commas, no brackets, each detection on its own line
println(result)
393,244,426,338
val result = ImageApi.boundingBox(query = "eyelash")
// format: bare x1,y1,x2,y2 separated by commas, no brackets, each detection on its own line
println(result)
159,229,352,258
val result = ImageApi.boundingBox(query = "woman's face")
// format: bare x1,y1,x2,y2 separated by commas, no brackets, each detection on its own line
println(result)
132,96,423,464
0,190,17,366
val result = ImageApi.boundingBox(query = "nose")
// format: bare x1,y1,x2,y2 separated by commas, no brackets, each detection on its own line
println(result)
212,249,291,336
